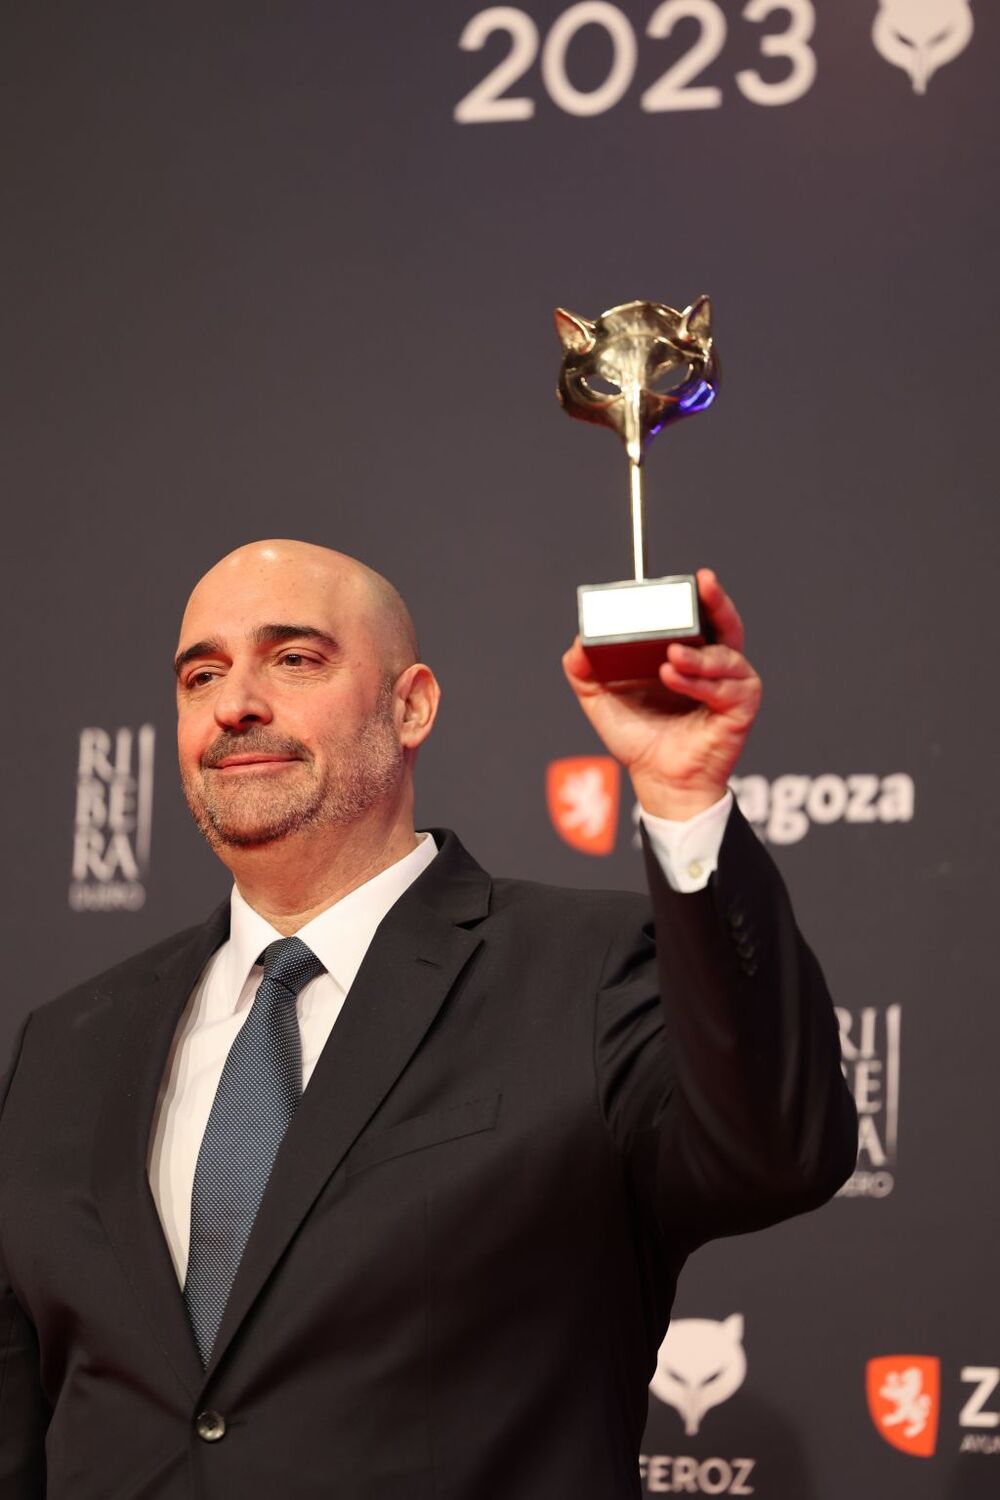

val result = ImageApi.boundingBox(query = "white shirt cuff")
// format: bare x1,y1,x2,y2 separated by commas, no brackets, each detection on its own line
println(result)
640,789,734,893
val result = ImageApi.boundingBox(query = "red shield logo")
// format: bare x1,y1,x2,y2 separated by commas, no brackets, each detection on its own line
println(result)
546,757,620,856
866,1355,940,1457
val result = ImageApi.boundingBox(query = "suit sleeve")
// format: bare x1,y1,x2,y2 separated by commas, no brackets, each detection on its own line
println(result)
0,1015,48,1500
595,802,858,1252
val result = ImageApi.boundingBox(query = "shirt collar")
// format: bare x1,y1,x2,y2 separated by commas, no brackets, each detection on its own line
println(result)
222,831,438,1009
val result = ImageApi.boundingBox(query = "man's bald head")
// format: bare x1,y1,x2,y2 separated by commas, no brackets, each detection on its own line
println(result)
174,539,440,863
180,540,419,681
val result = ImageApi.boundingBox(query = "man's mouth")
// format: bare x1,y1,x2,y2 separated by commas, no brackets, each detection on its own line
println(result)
211,754,300,773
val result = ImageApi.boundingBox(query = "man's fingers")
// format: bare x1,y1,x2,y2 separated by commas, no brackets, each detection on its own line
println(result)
566,628,757,701
562,637,598,687
666,641,755,681
659,661,760,714
696,568,745,651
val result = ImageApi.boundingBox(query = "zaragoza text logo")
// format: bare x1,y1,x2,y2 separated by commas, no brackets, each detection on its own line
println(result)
867,1356,941,1457
730,773,914,846
546,760,914,856
867,1355,1000,1458
69,725,155,912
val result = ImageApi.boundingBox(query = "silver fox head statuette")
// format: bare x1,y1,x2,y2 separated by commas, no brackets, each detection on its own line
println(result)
554,296,719,466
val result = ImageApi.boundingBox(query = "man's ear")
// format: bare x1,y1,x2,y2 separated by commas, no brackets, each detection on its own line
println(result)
396,663,441,750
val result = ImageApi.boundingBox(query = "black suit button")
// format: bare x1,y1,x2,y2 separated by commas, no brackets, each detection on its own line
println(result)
742,958,759,977
195,1410,226,1442
728,907,746,929
736,936,755,959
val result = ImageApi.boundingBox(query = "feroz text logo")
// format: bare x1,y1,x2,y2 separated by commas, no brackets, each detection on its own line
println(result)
643,1314,756,1495
69,725,155,912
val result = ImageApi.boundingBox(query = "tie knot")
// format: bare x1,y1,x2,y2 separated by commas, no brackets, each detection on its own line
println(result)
257,936,325,997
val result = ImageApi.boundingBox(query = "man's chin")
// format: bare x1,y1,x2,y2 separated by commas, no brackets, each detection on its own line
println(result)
190,799,316,852
206,824,296,851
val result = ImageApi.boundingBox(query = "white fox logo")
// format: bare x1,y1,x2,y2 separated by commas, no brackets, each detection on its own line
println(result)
872,0,973,94
649,1314,747,1436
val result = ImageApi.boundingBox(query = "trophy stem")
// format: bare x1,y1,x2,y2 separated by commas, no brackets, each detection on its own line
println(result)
629,458,647,581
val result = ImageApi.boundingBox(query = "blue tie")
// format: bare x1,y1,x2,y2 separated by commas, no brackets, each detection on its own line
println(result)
183,935,326,1366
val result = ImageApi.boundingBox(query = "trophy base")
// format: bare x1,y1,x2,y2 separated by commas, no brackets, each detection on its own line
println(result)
577,574,707,682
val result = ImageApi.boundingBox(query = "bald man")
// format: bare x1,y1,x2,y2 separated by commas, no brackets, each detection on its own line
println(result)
0,541,857,1500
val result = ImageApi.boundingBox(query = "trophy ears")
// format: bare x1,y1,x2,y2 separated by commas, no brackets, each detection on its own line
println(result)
680,295,712,341
554,308,597,354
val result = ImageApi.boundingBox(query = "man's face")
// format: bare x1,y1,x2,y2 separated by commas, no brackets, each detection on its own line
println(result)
175,555,404,851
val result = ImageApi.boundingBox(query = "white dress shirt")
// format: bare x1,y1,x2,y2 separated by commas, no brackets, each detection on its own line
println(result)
147,795,732,1285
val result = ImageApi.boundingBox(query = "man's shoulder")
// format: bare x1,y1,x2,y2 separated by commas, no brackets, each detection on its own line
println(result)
424,828,652,938
488,871,652,931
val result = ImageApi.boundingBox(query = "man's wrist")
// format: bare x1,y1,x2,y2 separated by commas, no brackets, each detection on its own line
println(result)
631,778,731,822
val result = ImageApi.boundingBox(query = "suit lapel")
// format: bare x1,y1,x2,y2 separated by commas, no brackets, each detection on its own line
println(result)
205,829,491,1379
93,903,230,1401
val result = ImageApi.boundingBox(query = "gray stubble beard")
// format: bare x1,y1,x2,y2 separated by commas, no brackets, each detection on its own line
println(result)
181,681,403,851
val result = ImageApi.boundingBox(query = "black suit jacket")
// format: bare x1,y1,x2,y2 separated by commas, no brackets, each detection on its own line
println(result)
0,812,857,1500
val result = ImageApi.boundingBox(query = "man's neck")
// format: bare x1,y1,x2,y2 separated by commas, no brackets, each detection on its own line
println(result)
223,813,420,935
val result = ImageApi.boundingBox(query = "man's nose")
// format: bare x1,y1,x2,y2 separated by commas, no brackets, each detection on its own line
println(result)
213,666,273,730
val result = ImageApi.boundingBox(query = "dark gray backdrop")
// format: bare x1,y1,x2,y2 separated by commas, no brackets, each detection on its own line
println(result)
3,2,997,1495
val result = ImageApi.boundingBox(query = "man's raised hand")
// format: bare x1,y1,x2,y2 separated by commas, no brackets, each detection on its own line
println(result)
561,569,761,821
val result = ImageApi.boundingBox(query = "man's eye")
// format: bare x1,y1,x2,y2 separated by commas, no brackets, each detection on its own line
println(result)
280,653,314,667
187,670,218,688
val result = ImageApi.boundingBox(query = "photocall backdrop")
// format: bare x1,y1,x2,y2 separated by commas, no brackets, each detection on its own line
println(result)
3,2,997,1495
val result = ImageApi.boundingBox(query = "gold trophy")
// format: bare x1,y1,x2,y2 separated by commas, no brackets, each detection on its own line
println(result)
555,296,719,681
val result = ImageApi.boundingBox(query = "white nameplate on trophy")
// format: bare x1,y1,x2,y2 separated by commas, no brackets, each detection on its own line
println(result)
578,578,696,642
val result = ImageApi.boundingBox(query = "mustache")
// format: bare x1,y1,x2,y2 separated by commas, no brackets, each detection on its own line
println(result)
201,731,312,769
